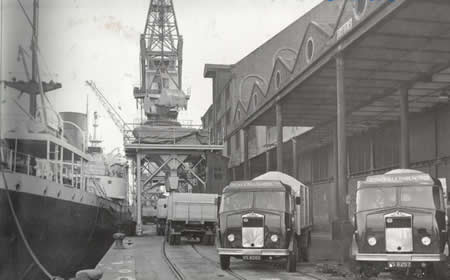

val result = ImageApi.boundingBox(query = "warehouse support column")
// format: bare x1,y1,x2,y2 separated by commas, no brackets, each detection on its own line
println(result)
400,88,410,168
369,131,375,174
243,128,249,180
265,150,270,172
330,127,339,228
336,54,351,260
276,100,283,172
136,153,143,236
292,139,298,178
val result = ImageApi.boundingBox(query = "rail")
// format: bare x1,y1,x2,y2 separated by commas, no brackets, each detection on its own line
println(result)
190,244,247,280
161,239,185,280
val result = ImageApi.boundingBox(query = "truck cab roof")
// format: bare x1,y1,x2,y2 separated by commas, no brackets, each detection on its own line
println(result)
223,180,291,193
358,169,441,189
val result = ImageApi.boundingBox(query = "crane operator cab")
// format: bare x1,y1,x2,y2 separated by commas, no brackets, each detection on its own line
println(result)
352,169,449,279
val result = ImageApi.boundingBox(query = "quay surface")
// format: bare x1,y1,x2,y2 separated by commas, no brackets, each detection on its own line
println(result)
97,225,354,280
98,225,449,280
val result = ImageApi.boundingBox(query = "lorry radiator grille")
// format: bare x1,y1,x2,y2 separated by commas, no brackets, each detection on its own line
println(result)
243,217,264,227
242,214,264,248
385,217,411,228
385,213,413,253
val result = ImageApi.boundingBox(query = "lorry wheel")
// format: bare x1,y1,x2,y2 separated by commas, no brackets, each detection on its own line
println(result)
169,234,175,245
208,235,215,246
431,261,448,280
200,234,208,245
299,232,311,262
220,255,230,270
286,251,296,272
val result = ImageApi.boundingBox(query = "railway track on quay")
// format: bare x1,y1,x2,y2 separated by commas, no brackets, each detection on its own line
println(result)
190,244,328,280
162,239,247,280
162,239,185,280
190,244,247,280
161,234,350,280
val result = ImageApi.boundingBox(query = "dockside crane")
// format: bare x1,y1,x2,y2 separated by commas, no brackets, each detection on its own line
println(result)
134,0,188,122
85,80,131,134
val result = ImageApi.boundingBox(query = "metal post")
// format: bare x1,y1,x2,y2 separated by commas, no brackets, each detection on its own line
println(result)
71,151,75,187
369,131,375,174
30,0,39,117
140,34,146,92
136,153,143,236
399,88,409,168
13,138,17,172
232,167,236,181
80,159,84,191
292,139,298,178
336,54,348,221
276,101,283,172
60,146,63,184
265,150,270,172
243,128,249,179
331,126,339,224
26,155,30,175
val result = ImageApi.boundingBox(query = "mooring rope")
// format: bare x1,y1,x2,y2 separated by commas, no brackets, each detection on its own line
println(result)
0,166,61,279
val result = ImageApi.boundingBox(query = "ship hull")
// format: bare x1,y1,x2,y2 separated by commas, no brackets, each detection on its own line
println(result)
0,186,116,279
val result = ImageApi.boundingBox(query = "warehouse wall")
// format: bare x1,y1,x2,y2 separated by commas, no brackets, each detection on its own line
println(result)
301,103,450,233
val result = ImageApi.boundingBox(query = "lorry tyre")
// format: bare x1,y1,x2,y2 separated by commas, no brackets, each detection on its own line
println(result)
201,234,209,245
169,233,175,245
431,261,448,280
209,235,215,246
287,251,296,272
165,223,170,242
220,255,230,270
300,232,310,262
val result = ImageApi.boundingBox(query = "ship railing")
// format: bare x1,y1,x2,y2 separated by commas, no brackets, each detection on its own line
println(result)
0,144,85,190
122,122,222,145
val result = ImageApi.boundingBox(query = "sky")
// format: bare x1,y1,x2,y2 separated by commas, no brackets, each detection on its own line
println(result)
1,0,321,153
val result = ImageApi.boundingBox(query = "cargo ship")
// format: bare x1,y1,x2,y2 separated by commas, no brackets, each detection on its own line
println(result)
0,1,131,278
84,112,136,236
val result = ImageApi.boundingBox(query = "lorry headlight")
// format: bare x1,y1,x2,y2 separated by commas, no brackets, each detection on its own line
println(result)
367,236,377,246
270,234,278,242
421,236,431,246
227,234,235,242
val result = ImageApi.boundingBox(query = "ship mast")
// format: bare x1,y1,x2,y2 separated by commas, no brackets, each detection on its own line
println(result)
3,0,61,124
89,111,103,148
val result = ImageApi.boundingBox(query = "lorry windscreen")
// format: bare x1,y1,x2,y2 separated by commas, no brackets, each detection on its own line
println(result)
222,192,253,212
222,191,285,212
357,185,442,211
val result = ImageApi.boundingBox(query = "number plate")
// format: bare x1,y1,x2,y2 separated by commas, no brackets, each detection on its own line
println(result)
243,255,261,261
388,261,411,268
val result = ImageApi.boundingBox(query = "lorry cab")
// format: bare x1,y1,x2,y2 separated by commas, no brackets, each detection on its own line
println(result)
217,174,312,273
353,169,449,279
